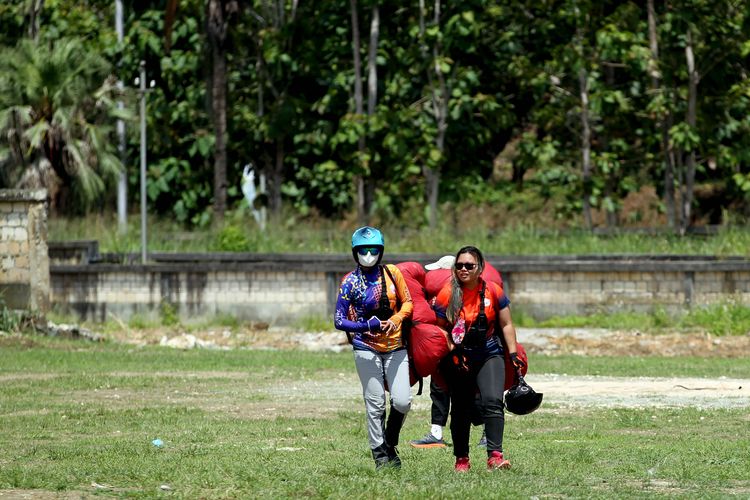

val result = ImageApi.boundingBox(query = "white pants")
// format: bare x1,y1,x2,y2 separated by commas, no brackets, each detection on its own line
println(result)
353,348,412,449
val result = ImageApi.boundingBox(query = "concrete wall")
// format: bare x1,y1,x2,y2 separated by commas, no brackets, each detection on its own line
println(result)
49,252,750,324
1,192,745,325
0,189,49,312
496,256,750,318
51,253,346,324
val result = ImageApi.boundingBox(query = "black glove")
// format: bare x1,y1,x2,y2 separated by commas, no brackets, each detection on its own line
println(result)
509,352,526,371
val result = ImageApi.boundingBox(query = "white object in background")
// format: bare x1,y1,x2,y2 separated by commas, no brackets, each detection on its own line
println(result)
425,255,456,270
242,164,266,230
242,164,256,207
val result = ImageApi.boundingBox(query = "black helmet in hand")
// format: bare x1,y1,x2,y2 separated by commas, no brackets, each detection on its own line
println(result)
504,373,543,415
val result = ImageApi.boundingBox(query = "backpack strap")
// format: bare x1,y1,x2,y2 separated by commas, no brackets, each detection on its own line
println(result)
381,264,402,310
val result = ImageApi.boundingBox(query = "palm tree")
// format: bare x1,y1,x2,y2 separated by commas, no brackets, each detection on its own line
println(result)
0,37,128,212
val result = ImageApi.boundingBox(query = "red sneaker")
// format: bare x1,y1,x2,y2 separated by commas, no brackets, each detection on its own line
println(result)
487,451,511,470
455,456,470,472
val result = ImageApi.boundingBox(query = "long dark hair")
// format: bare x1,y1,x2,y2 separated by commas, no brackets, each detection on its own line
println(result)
446,246,485,324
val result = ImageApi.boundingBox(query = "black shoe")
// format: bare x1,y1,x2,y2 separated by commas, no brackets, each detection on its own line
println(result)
386,445,402,469
372,444,390,470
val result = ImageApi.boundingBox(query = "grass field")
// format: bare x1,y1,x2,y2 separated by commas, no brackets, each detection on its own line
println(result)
48,213,750,256
1,334,749,499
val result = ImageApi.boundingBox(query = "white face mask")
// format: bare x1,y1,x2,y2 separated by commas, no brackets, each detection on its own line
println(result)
358,251,378,267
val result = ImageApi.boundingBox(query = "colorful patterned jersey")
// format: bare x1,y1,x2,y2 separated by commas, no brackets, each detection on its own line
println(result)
334,264,414,353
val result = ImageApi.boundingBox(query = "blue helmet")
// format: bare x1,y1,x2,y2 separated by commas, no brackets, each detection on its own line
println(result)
351,226,384,248
351,226,384,267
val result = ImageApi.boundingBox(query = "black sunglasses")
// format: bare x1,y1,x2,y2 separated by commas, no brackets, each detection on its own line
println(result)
455,262,476,270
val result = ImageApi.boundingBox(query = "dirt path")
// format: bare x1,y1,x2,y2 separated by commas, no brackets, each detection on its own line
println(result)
261,372,750,412
526,374,748,409
281,328,750,410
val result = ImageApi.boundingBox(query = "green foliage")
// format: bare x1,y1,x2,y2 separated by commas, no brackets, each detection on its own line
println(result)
0,4,25,47
159,301,180,327
535,310,665,330
49,211,750,257
0,37,127,211
293,314,335,333
680,299,750,336
183,313,240,332
215,225,249,252
283,160,352,216
532,302,750,336
2,1,748,226
127,313,160,330
0,298,20,332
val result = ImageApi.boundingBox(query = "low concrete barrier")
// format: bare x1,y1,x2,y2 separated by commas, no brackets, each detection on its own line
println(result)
49,249,750,324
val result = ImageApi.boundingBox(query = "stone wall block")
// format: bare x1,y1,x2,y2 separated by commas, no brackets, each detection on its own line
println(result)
37,251,750,324
0,189,50,312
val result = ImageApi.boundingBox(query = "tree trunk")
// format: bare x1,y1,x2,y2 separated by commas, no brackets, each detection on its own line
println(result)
366,6,379,117
579,66,593,230
268,139,284,214
206,0,237,226
349,0,367,225
682,28,698,235
604,65,617,228
364,5,380,215
418,0,446,230
254,37,275,222
424,166,440,229
647,0,677,231
664,111,678,229
431,0,447,230
165,0,179,51
27,0,44,40
211,43,228,225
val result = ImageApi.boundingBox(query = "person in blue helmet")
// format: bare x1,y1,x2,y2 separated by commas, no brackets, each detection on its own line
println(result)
334,226,414,469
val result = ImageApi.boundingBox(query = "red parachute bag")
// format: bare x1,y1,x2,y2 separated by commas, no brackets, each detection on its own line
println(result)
395,262,443,390
396,262,437,324
408,323,452,382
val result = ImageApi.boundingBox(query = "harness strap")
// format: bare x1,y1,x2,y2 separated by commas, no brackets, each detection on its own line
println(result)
381,265,402,310
463,281,488,348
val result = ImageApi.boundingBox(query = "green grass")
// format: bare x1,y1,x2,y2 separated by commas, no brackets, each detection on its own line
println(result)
532,355,750,378
519,299,750,336
1,335,748,498
48,211,750,256
292,314,337,333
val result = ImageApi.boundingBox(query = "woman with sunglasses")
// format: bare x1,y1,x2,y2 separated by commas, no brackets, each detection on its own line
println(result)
334,226,414,469
432,245,524,472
